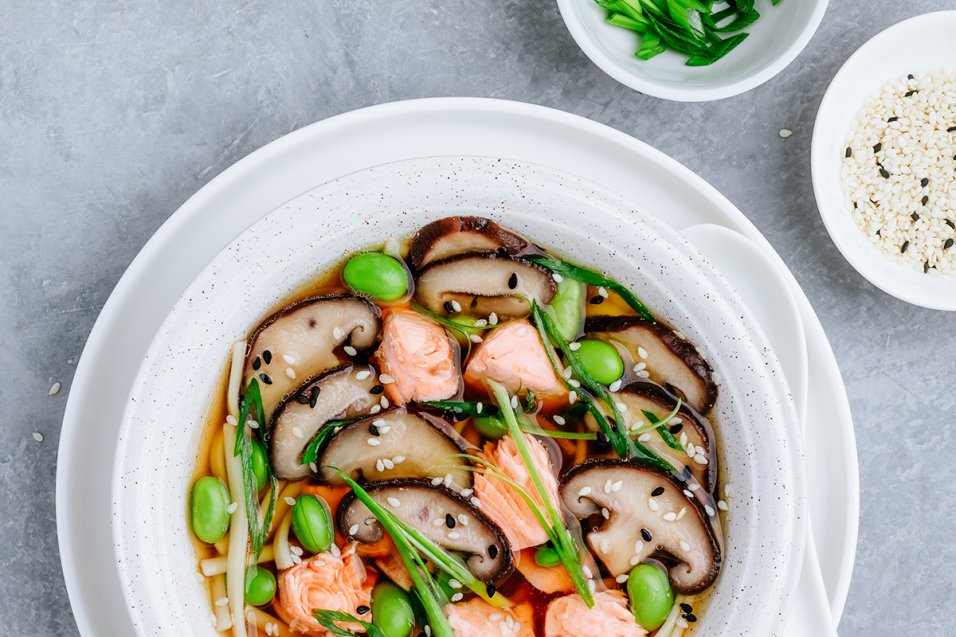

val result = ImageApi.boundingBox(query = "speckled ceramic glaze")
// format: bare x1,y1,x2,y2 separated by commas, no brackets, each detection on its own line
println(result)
113,156,805,636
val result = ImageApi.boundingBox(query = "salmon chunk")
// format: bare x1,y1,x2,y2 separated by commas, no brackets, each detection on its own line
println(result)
474,434,561,551
464,320,567,401
276,549,374,636
375,309,460,405
445,598,535,637
545,591,647,637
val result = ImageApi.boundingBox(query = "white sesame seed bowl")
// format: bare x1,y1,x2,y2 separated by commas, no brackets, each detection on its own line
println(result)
556,0,828,102
811,11,956,311
111,156,805,635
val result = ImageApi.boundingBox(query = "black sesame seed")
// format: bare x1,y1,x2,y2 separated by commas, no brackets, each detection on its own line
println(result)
252,357,262,370
309,386,320,408
486,583,497,597
873,142,882,153
296,393,310,404
901,241,909,254
488,544,499,559
370,385,385,395
651,487,665,497
876,229,882,237
948,126,956,132
887,116,899,123
908,73,915,80
680,603,693,613
445,513,456,529
263,350,272,364
669,423,683,435
508,273,518,290
922,195,929,206
924,261,930,274
945,219,955,230
911,213,920,222
879,166,890,179
641,528,653,542
356,605,370,615
845,147,852,158
595,431,610,447
921,177,929,187
258,373,272,385
905,90,918,97
684,613,698,623
945,238,954,250
590,295,605,305
369,425,380,436
443,301,456,314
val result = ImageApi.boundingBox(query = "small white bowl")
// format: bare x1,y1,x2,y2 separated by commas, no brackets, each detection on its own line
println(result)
555,0,827,102
811,11,956,311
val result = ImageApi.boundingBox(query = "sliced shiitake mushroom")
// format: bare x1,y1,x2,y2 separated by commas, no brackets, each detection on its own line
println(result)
268,364,379,480
414,254,556,320
560,460,720,594
408,216,531,271
586,315,717,414
314,409,472,488
337,479,514,584
244,295,381,419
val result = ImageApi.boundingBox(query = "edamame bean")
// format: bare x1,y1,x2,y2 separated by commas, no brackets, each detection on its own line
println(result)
291,494,334,553
533,545,561,568
549,278,586,341
190,476,231,543
250,439,269,491
343,252,409,302
244,565,277,606
575,339,624,385
371,581,415,637
627,562,674,631
473,415,507,440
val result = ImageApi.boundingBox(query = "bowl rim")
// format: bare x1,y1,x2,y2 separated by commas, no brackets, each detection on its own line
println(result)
810,10,956,311
554,0,829,102
111,155,806,637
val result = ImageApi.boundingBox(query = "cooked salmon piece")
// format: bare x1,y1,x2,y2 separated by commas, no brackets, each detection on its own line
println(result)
515,548,573,594
276,549,375,636
463,320,567,401
474,434,560,551
545,591,647,637
375,309,460,405
445,598,535,637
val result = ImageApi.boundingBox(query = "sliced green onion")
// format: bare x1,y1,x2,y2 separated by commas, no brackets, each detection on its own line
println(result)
233,378,277,557
527,256,654,322
313,610,387,637
300,420,351,465
420,400,500,418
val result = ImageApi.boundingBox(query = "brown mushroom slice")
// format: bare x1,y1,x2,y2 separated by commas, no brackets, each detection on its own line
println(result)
315,409,472,488
560,460,720,594
615,380,717,493
586,315,717,413
408,216,531,271
414,254,556,320
268,364,379,480
337,479,514,584
244,295,381,419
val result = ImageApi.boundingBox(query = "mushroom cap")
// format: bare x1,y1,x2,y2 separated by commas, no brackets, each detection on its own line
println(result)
586,315,717,414
560,460,721,594
337,478,514,584
267,364,379,480
408,216,531,271
315,409,472,488
414,254,557,320
244,294,381,420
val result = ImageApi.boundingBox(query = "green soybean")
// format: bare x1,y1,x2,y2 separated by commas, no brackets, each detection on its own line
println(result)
244,565,277,606
291,494,334,553
575,339,624,385
343,252,409,302
473,415,507,440
627,563,674,631
190,476,231,544
250,439,269,491
371,581,415,637
533,545,561,568
549,278,586,341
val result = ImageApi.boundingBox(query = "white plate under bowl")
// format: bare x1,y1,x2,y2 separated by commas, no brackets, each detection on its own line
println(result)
811,11,956,311
112,157,805,636
555,0,827,101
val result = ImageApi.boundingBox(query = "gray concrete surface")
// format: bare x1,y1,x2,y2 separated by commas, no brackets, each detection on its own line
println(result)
1,0,953,634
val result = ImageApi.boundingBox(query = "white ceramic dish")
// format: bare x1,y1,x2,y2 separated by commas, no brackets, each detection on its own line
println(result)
555,0,828,101
56,98,857,635
113,157,805,636
811,11,956,311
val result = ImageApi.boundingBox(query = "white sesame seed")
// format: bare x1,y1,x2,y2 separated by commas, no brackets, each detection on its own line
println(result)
474,319,488,327
432,517,445,526
379,374,395,384
226,415,237,425
444,473,453,486
608,379,622,392
615,574,629,583
431,477,443,486
332,327,344,339
718,499,729,511
343,345,357,356
330,543,341,557
648,498,660,512
677,507,687,520
552,272,564,283
215,596,230,606
348,524,359,535
724,484,732,497
282,354,297,365
451,592,463,602
32,432,43,442
425,626,432,637
583,565,593,578
291,553,302,564
309,462,318,472
449,578,462,589
367,438,381,446
393,455,405,464
285,367,297,379
601,507,610,519
490,613,502,622
615,401,627,412
369,405,381,414
510,395,519,408
226,502,238,514
694,454,709,465
471,497,482,508
469,333,483,343
568,391,577,404
377,424,391,434
779,128,793,138
553,415,566,425
386,497,401,507
568,341,581,351
588,580,596,593
476,402,483,414
448,531,462,540
705,505,716,517
375,459,385,472
600,540,609,554
638,433,652,442
284,496,297,506
489,312,499,325
677,618,689,628
291,426,303,438
629,555,641,566
611,480,623,493
663,512,677,521
688,483,700,492
382,459,394,470
683,489,694,499
568,378,581,388
636,370,650,378
563,366,573,379
634,540,644,553
460,488,474,497
355,370,372,381
598,287,609,298
637,347,648,359
604,479,613,494
457,514,469,525
578,486,592,497
247,419,259,430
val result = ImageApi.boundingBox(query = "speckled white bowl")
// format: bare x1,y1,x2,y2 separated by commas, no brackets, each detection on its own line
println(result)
112,156,805,636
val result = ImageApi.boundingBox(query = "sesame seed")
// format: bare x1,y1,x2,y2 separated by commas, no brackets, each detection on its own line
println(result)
648,498,660,512
48,381,61,396
448,578,462,589
705,505,716,516
369,405,381,414
634,540,644,553
718,500,729,511
641,528,653,542
386,497,401,507
637,347,648,359
379,374,395,384
552,272,564,283
215,597,229,607
578,486,592,497
604,479,613,494
475,319,488,327
677,507,687,520
226,502,238,514
663,512,677,521
355,370,372,381
375,459,385,472
598,286,609,298
778,128,793,138
611,480,623,492
616,574,629,583
638,433,651,442
694,454,709,465
683,489,694,499
602,507,610,519
367,438,381,446
291,426,303,438
553,415,566,425
568,341,581,351
568,391,577,404
629,555,641,566
285,367,296,379
431,477,443,486
489,312,499,325
680,540,691,552
608,379,622,392
282,354,297,365
343,346,357,356
457,514,469,525
393,455,405,464
348,524,359,535
377,425,391,434
460,488,474,497
333,327,344,339
32,432,43,442
450,300,462,312
284,496,297,506
226,415,237,425
433,518,445,527
469,333,482,343
470,497,482,508
448,531,462,540
451,592,463,602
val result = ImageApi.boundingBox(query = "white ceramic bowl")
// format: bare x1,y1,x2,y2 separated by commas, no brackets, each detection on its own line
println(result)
811,11,956,311
556,0,827,102
112,156,805,636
